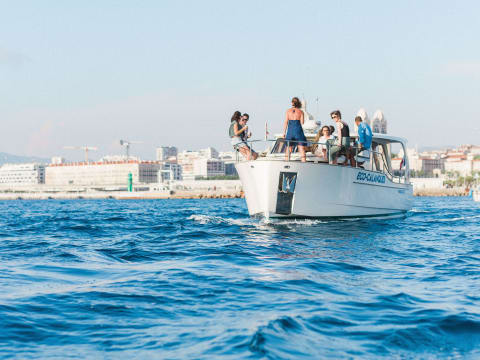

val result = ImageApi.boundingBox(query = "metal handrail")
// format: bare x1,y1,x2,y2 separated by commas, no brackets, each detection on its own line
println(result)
234,138,408,184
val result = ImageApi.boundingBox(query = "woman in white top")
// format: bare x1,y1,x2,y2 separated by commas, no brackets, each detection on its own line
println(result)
311,126,332,160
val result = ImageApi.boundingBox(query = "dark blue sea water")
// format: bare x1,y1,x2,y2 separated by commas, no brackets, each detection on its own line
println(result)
1,197,479,359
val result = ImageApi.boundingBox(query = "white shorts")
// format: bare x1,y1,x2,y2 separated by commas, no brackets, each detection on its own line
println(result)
231,137,247,148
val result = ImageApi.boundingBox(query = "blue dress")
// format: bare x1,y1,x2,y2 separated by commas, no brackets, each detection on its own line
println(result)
285,120,307,146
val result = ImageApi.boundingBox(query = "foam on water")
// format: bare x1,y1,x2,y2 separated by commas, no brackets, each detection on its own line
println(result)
0,197,479,359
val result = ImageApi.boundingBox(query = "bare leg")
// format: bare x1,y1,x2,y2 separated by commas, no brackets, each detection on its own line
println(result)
285,146,292,161
299,145,306,162
239,147,250,160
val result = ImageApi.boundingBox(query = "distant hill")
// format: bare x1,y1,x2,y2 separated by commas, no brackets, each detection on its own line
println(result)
0,152,50,165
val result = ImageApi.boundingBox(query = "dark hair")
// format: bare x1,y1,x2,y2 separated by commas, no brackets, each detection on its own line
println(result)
330,125,335,134
231,111,242,122
291,97,301,108
355,116,362,122
321,126,331,135
330,110,341,119
242,113,249,120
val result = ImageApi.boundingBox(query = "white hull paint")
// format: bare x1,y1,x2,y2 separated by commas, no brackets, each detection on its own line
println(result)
473,190,480,202
236,160,413,219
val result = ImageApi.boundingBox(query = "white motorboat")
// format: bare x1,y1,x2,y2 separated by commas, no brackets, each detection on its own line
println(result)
473,187,480,202
235,134,414,219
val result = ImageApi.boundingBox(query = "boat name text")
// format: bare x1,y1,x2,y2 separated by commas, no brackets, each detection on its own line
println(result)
356,172,386,184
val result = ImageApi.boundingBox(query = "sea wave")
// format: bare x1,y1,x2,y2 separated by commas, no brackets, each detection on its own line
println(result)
0,197,479,358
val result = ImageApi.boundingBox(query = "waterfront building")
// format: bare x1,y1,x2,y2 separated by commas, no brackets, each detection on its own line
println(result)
177,147,222,180
158,162,182,182
156,146,178,161
0,163,45,186
421,156,445,175
198,147,219,159
45,160,161,187
444,155,472,176
219,151,237,177
406,148,422,172
193,158,225,179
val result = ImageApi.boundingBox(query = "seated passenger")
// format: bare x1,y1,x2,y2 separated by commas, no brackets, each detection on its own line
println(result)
329,110,354,166
239,113,258,160
229,111,257,160
311,126,332,161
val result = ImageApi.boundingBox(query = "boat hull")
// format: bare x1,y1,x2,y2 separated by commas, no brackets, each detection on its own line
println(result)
474,190,480,202
236,160,414,219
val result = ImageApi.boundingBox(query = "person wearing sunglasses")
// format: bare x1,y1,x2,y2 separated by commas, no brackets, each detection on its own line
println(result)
229,111,257,160
329,110,353,165
239,113,258,160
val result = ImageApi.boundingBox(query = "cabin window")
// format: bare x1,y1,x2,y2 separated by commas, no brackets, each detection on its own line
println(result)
371,140,408,183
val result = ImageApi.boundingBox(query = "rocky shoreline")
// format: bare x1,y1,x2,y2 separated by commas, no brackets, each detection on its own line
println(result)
413,188,468,197
0,190,244,200
0,189,470,200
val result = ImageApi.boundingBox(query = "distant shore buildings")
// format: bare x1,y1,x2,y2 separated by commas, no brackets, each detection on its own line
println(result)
0,144,237,191
0,163,46,186
404,144,480,177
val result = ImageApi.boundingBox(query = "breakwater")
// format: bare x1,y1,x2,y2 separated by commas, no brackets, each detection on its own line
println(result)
414,188,468,197
0,188,470,200
0,190,243,200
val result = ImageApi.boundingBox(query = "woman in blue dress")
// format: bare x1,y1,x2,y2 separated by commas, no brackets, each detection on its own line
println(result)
283,97,307,162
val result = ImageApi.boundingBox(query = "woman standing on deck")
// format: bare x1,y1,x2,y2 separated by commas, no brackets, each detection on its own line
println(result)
283,97,307,162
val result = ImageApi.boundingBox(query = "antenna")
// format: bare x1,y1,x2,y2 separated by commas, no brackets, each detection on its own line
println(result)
64,146,98,162
119,140,142,158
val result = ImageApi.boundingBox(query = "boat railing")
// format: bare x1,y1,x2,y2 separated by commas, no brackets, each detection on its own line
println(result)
235,138,408,184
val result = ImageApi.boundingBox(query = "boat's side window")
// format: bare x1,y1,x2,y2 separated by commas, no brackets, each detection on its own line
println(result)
271,139,287,154
371,142,383,172
271,139,296,154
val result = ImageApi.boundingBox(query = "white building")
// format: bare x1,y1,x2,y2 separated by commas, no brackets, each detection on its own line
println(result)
219,151,238,176
158,162,182,182
193,158,225,179
51,157,65,165
198,147,219,159
45,161,161,187
177,147,222,180
0,163,45,186
156,146,178,161
371,110,387,134
406,148,422,172
444,157,472,176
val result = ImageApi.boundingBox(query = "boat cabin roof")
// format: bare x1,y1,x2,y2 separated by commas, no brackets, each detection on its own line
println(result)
371,133,407,145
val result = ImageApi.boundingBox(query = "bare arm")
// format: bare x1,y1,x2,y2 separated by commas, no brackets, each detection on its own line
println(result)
283,110,289,137
336,122,342,145
234,123,247,136
300,110,304,125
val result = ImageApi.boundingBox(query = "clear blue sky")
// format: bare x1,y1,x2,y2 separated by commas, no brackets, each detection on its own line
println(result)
1,0,479,160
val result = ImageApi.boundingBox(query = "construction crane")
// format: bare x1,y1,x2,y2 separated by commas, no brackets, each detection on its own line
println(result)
64,146,98,162
119,140,142,158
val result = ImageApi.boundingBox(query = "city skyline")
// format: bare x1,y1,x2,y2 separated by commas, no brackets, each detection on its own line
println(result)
1,1,480,160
